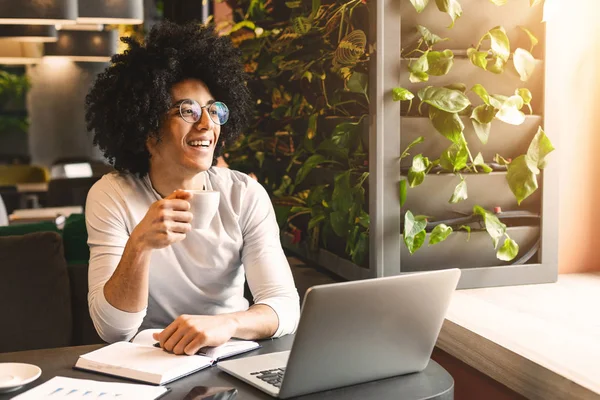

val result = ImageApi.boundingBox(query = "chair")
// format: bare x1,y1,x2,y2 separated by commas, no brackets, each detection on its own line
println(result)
0,164,49,186
46,176,102,208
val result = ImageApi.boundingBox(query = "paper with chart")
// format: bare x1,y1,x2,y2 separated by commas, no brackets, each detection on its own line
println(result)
12,376,167,399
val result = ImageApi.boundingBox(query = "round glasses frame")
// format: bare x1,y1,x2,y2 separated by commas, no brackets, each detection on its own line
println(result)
173,99,230,126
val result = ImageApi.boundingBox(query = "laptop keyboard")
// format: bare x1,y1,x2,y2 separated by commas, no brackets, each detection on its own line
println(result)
251,367,285,388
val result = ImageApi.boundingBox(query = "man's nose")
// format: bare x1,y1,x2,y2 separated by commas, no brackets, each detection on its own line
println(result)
194,107,213,130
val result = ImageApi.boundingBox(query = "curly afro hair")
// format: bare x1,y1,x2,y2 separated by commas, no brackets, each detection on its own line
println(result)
85,21,252,177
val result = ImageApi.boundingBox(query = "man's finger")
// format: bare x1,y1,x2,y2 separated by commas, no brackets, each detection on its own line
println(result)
173,330,197,355
184,334,209,356
163,326,188,352
166,189,193,201
156,321,179,349
161,199,191,211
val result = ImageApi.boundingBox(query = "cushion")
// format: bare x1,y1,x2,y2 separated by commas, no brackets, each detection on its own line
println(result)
0,221,60,237
0,232,72,352
62,213,90,264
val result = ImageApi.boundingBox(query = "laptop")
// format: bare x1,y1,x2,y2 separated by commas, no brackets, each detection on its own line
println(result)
218,268,461,398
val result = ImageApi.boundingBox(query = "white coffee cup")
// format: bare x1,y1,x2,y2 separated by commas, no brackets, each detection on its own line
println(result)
184,190,220,230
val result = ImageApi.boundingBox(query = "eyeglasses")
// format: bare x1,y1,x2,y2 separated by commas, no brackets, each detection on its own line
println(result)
172,99,229,125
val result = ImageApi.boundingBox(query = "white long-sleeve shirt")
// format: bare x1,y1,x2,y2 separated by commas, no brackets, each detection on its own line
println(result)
85,167,300,343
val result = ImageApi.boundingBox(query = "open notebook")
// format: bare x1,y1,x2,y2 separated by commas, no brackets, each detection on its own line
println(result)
74,329,260,385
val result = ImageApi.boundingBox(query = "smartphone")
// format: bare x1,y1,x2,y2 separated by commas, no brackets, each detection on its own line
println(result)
182,386,238,400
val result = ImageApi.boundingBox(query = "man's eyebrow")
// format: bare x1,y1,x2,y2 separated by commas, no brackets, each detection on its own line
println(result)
171,98,217,107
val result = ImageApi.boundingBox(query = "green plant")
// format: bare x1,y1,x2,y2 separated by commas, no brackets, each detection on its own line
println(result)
394,1,553,261
221,0,371,265
0,69,30,135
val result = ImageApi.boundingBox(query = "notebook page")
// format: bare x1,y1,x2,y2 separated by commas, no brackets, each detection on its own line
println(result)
132,328,163,347
13,376,167,400
80,342,213,375
199,339,260,359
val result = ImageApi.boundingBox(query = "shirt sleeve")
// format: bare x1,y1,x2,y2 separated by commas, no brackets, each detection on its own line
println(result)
85,180,146,343
240,178,301,337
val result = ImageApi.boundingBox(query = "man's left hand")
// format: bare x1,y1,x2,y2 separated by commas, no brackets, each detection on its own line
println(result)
153,314,239,355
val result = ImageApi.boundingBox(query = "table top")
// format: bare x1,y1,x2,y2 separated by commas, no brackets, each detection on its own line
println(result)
437,272,600,400
0,335,454,400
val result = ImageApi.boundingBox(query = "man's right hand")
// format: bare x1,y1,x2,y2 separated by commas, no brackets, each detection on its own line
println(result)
131,190,193,250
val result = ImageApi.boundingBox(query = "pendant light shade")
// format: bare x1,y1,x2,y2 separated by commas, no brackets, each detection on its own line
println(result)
44,30,118,62
0,25,58,42
77,0,144,25
0,0,77,25
0,42,43,64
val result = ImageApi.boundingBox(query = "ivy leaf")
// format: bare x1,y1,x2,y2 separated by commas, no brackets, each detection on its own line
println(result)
445,83,467,92
417,25,446,46
470,84,490,105
519,26,539,53
506,154,538,205
429,224,453,245
467,48,488,70
429,108,464,143
527,127,555,169
435,0,462,28
408,154,430,187
494,153,511,165
516,88,533,114
471,104,496,144
418,86,470,113
497,237,519,261
400,136,425,160
410,0,430,13
392,87,414,101
295,154,326,185
399,179,408,207
488,26,510,62
487,55,506,74
489,0,507,5
489,94,508,109
473,152,493,173
427,50,454,76
331,122,361,148
473,205,506,249
449,177,468,203
440,142,468,172
409,51,430,83
496,95,525,125
513,48,536,82
347,71,368,94
404,211,428,254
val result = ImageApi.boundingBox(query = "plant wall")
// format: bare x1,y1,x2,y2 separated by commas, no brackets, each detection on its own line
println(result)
221,0,371,266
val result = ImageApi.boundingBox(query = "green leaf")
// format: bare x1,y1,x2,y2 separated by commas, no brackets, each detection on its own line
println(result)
513,48,535,82
331,121,361,148
285,1,302,8
440,142,468,172
473,205,506,249
489,0,507,5
487,55,506,74
494,153,511,165
516,88,532,114
404,211,428,254
458,225,471,241
427,50,454,76
408,154,430,187
473,152,493,173
332,171,353,212
230,20,256,33
351,232,369,265
470,104,496,144
330,210,349,237
308,214,326,230
530,0,543,7
400,136,425,160
255,151,265,168
467,48,488,70
429,108,464,143
356,210,370,229
496,95,525,125
306,113,318,140
273,175,293,197
417,25,446,46
399,179,408,207
506,155,538,205
488,26,510,62
435,0,462,28
292,17,312,34
274,205,291,228
497,237,519,261
430,224,453,245
519,26,539,53
489,94,508,109
409,51,430,83
347,72,368,94
445,83,467,92
449,177,468,203
418,86,470,113
295,154,325,185
410,0,430,13
471,84,490,105
392,87,414,102
527,127,555,169
312,0,321,16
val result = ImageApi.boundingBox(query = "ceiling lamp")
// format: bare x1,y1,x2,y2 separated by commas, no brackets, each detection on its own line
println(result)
0,25,58,42
0,0,77,25
0,42,43,65
77,0,144,25
44,29,117,62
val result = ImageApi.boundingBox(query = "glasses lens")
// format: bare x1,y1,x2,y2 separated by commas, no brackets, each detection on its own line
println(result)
209,102,229,125
180,99,201,123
